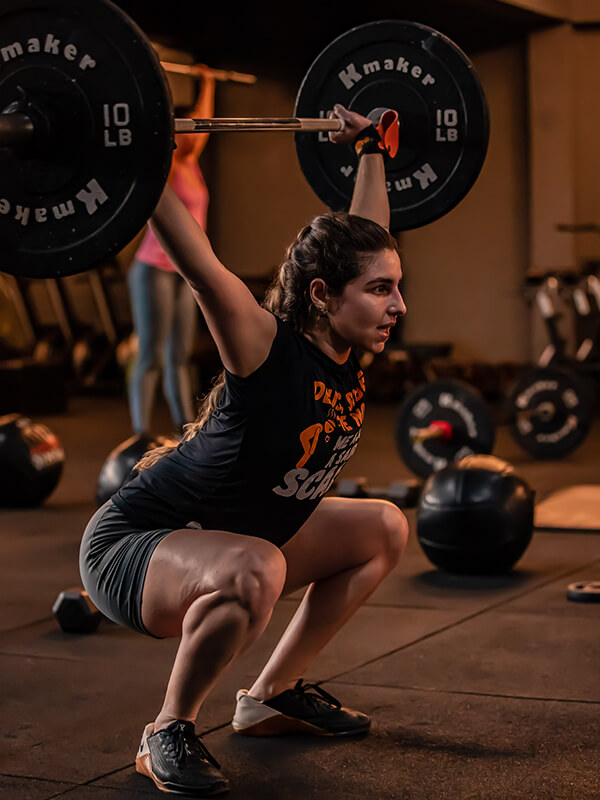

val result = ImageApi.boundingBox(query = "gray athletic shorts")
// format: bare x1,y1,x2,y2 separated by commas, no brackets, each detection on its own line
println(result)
79,500,175,636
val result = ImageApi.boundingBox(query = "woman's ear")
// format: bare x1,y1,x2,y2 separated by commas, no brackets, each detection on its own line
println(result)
309,278,329,307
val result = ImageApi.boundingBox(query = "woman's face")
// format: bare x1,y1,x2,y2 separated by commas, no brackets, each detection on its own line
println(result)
327,248,406,354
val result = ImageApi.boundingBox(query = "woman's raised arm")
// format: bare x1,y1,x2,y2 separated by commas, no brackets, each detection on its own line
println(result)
150,185,276,378
328,104,390,229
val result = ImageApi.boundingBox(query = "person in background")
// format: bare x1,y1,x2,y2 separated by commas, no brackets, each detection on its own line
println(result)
126,66,215,435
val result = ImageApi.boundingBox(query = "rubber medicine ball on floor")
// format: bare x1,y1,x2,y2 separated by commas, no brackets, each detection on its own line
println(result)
0,413,65,507
416,454,535,574
95,432,178,506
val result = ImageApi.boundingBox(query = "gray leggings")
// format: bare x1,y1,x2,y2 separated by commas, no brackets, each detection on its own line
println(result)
127,260,198,433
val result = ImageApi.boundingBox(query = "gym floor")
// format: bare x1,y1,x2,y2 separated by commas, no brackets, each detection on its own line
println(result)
2,393,599,799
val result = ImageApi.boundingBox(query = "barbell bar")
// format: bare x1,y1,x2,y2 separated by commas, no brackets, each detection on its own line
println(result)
0,112,346,143
174,117,344,133
160,61,257,85
0,0,489,279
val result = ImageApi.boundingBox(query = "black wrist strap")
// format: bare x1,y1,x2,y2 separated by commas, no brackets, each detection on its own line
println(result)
353,124,385,158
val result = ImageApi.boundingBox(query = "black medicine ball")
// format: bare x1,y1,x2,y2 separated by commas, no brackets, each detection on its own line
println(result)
0,413,65,507
95,432,177,507
416,455,535,574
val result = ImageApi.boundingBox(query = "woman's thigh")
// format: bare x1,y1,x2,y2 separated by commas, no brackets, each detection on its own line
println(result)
141,528,286,638
281,497,408,595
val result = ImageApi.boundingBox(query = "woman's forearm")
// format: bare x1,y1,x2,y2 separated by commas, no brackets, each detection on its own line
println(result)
349,154,389,229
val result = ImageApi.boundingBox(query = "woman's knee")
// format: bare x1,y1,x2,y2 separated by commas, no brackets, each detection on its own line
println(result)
135,344,161,371
373,501,409,569
230,543,287,621
180,542,286,629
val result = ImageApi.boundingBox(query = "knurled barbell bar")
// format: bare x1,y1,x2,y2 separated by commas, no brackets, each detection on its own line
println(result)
0,0,489,280
173,117,345,133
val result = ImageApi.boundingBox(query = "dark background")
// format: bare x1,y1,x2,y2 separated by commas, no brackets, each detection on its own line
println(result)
112,0,559,80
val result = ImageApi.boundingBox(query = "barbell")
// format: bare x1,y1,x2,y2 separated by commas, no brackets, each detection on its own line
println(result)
0,0,489,280
395,379,496,478
508,366,593,458
393,366,594,476
159,61,257,85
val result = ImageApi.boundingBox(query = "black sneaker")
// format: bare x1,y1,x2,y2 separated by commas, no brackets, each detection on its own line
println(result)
231,680,371,737
136,720,230,796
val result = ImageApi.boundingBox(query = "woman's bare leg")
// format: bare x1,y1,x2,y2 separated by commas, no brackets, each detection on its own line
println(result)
247,498,408,700
140,528,287,731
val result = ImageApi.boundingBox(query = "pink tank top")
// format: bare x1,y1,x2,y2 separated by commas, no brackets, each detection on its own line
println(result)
135,159,209,272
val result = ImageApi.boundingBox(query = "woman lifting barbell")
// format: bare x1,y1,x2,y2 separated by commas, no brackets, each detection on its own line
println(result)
79,103,408,797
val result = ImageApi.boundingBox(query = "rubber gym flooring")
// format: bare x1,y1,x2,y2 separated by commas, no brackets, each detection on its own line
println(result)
1,393,599,800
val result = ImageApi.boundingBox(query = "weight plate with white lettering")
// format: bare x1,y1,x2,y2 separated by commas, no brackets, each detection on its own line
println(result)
508,367,593,459
294,20,489,231
396,379,495,478
0,0,173,278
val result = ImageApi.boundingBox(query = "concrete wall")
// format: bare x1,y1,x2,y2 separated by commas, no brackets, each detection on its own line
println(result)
206,79,327,279
526,23,600,270
573,28,600,261
400,44,530,363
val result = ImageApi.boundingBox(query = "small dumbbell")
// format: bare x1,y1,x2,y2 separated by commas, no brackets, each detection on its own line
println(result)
52,587,103,634
336,476,422,508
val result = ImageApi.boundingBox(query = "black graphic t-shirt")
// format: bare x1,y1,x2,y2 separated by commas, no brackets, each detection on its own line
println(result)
113,314,366,547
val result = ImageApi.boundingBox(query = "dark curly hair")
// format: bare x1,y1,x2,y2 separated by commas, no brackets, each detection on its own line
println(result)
262,212,399,329
137,212,398,470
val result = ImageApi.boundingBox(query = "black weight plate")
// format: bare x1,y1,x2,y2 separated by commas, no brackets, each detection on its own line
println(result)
396,379,495,478
0,0,173,278
509,367,593,459
566,581,600,603
294,20,489,231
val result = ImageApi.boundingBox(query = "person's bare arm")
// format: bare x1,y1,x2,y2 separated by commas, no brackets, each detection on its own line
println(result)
184,66,216,160
150,185,276,377
348,155,389,228
328,104,390,229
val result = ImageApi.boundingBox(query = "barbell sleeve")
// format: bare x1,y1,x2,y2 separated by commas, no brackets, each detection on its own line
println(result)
412,428,446,444
516,402,555,422
161,61,257,84
174,117,345,133
411,421,453,444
